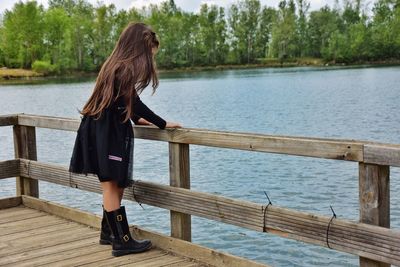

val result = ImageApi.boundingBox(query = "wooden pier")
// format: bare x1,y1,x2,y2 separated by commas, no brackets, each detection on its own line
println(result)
1,113,400,266
0,197,205,266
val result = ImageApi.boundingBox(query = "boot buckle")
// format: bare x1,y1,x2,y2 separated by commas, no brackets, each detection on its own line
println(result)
117,215,123,221
123,234,130,242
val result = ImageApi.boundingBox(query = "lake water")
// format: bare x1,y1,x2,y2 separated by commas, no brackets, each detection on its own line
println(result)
1,66,399,266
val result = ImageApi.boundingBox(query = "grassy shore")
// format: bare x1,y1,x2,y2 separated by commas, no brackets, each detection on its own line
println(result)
0,68,43,80
1,58,399,82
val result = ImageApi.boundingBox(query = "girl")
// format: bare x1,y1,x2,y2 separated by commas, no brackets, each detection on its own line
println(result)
69,22,181,257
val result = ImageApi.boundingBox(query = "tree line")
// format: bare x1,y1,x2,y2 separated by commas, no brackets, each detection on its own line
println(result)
0,0,399,73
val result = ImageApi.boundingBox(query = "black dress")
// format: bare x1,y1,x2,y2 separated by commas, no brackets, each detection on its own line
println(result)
69,94,166,188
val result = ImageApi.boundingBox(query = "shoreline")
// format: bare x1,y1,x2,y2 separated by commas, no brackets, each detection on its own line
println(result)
1,59,399,82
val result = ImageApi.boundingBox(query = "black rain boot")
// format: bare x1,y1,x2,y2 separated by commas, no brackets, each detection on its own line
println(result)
105,206,152,257
99,207,113,245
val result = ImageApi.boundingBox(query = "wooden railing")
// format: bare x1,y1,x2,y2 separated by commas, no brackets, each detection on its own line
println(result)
1,113,400,267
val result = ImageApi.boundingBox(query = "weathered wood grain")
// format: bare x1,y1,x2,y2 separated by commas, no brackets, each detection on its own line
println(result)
17,113,79,131
131,227,269,267
169,142,191,242
13,125,38,197
17,160,400,265
0,114,18,126
16,114,368,161
134,127,365,161
0,235,99,266
364,144,400,167
13,114,400,166
79,249,169,267
359,163,390,267
0,196,21,209
19,196,269,267
0,159,19,179
22,195,101,229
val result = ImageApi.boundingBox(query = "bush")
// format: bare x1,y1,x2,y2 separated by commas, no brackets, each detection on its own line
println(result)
31,60,59,75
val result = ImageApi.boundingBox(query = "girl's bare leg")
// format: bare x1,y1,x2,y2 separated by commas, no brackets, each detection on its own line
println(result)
101,181,122,211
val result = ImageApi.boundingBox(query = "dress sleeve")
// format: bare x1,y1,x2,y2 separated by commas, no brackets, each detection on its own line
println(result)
133,95,167,129
132,114,141,124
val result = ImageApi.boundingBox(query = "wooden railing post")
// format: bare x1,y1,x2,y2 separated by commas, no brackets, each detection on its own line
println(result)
359,163,389,267
13,125,38,197
169,142,191,242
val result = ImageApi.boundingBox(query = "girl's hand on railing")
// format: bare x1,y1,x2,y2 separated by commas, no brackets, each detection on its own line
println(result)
137,118,152,125
166,122,182,128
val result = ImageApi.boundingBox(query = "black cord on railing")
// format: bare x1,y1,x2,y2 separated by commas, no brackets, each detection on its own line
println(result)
263,191,273,232
68,170,78,188
326,205,337,249
131,180,145,210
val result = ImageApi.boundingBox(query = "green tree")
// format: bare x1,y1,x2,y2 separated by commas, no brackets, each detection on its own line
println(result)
215,7,229,64
1,0,399,71
146,0,187,68
370,0,398,59
393,4,400,57
269,0,298,59
1,1,44,68
197,4,228,65
296,0,310,56
308,6,340,58
48,0,94,70
180,12,199,66
43,7,71,69
254,7,277,59
70,0,95,70
91,4,118,68
228,0,263,64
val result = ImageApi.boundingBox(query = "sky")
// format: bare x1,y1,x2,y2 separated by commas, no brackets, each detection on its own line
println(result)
0,0,336,15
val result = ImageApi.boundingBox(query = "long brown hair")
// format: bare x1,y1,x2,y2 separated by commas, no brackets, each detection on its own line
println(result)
81,22,160,122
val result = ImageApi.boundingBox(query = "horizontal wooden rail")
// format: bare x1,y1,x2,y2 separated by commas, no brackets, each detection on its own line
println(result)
134,127,365,162
2,114,400,166
0,159,19,179
14,159,400,265
0,114,18,126
364,144,400,166
17,114,79,131
1,113,399,166
5,114,375,161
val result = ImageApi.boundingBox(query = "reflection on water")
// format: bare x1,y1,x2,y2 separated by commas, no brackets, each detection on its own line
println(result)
1,66,399,267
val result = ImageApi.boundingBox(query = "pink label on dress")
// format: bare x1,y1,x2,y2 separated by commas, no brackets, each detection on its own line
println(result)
108,155,122,161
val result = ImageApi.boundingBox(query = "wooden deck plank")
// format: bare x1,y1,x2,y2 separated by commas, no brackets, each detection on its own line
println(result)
158,259,190,267
0,236,99,266
0,226,98,257
165,262,205,267
78,249,168,267
0,215,66,236
0,206,37,218
6,224,95,248
0,199,267,267
39,248,158,266
1,221,78,242
20,195,267,267
0,209,46,224
122,254,188,267
14,243,110,267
